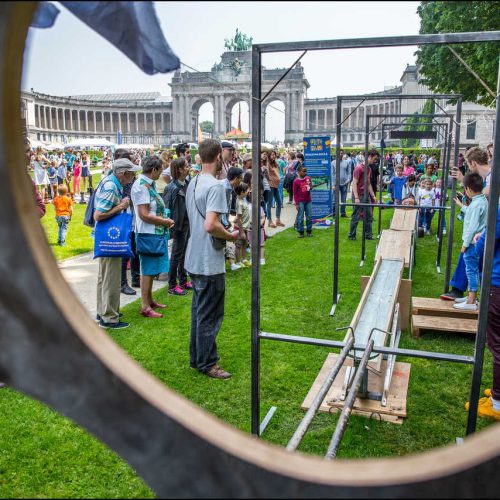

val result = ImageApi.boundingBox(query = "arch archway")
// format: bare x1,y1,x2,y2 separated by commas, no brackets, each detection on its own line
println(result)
263,98,285,144
1,4,500,498
192,97,214,142
225,96,250,135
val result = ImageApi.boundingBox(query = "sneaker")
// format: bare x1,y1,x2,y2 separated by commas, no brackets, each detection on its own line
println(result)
181,281,193,290
121,285,137,296
240,260,251,268
426,230,430,235
306,232,313,237
440,288,464,301
442,229,447,235
99,320,130,329
453,301,478,311
365,235,373,240
260,258,266,266
95,313,123,322
348,235,356,241
298,233,304,238
454,296,468,303
485,389,492,397
465,397,492,411
203,364,232,380
465,397,500,421
131,281,141,288
169,285,188,296
231,263,242,271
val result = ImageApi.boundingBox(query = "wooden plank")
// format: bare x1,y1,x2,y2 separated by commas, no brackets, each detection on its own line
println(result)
412,297,478,319
351,259,404,371
390,209,418,232
301,353,410,424
376,229,412,267
361,277,412,330
411,314,477,338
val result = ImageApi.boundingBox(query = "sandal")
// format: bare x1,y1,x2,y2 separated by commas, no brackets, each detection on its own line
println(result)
140,307,163,318
150,301,167,309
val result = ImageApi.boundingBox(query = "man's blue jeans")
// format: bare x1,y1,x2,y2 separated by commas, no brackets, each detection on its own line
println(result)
189,273,225,372
56,215,70,244
296,201,312,233
463,245,480,293
333,185,348,216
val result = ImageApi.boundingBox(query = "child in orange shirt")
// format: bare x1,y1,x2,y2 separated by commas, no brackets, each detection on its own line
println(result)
53,184,73,246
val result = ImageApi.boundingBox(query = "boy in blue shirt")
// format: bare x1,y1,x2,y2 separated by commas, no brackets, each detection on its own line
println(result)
386,164,406,204
453,173,488,311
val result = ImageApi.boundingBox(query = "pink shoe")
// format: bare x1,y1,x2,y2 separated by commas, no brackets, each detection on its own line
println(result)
168,285,187,296
140,307,163,318
182,281,193,290
150,300,167,309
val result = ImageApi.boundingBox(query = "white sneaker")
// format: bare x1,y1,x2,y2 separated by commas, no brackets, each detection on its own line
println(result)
453,301,478,311
454,296,468,303
231,263,242,271
442,229,447,235
260,258,266,266
425,230,430,235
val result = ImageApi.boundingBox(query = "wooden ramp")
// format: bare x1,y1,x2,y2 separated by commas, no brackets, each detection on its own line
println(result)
301,353,411,424
376,230,413,267
390,209,418,232
411,297,478,338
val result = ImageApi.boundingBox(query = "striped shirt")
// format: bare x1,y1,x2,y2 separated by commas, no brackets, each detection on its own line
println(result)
94,173,122,213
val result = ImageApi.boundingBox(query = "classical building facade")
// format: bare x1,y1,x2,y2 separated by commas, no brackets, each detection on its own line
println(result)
21,52,495,149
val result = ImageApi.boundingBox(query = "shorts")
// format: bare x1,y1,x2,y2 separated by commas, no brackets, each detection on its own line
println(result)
225,241,236,260
235,229,248,248
81,166,89,177
248,227,265,248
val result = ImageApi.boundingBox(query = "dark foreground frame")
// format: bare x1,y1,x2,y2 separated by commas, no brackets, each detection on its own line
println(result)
2,4,500,494
251,31,500,449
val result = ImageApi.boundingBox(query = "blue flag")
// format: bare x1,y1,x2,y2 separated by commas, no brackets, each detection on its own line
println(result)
31,2,60,28
52,1,180,75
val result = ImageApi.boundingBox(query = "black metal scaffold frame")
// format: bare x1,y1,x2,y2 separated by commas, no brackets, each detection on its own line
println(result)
250,32,500,451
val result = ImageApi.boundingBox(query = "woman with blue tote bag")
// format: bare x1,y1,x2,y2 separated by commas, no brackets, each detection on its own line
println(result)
131,155,175,318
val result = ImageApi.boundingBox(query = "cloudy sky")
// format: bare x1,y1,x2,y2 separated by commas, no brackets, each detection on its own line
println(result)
22,1,422,141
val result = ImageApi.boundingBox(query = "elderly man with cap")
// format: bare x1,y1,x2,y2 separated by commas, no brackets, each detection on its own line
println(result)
242,152,252,171
94,157,141,329
218,140,235,180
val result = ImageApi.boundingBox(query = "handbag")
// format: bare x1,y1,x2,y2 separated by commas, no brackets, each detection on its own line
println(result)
135,232,167,257
93,211,134,259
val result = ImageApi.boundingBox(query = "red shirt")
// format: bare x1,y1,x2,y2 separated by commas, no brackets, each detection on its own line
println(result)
352,163,371,198
293,176,312,204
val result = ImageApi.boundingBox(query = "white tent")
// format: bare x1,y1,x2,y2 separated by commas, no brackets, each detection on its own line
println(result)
45,142,65,151
27,138,48,149
64,138,116,149
119,143,157,150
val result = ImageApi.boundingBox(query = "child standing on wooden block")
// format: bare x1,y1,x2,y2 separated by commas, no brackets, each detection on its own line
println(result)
453,172,488,311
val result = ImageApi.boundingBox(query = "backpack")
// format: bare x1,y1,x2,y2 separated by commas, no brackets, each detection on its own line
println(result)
83,178,105,228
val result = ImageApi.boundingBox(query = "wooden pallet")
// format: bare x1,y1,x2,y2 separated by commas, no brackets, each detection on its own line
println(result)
411,314,477,338
390,209,418,232
412,297,478,320
301,354,411,424
375,229,412,267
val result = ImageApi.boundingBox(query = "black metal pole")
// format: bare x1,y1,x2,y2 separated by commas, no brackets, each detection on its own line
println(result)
436,122,449,271
443,98,462,292
466,63,500,435
340,202,449,210
332,101,342,313
378,129,384,237
362,117,369,264
251,46,262,436
325,338,375,459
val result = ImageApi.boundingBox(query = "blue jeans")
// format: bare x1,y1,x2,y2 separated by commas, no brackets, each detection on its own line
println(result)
267,187,282,219
463,245,480,293
296,201,312,233
278,178,284,204
333,185,348,216
56,215,70,244
450,251,468,292
189,273,225,372
418,208,434,231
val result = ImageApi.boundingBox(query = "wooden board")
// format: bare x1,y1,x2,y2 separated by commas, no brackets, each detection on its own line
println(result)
411,314,478,338
376,229,413,267
361,277,412,330
390,209,418,232
412,297,478,320
301,353,411,424
350,259,404,371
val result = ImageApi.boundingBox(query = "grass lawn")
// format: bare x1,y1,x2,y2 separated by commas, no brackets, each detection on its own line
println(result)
0,199,495,497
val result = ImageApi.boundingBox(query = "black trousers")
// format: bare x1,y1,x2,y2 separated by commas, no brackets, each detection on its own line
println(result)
169,230,189,289
121,231,140,286
189,273,225,372
348,205,373,238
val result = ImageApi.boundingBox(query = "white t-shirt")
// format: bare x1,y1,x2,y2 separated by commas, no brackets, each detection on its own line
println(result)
418,188,435,208
130,175,162,235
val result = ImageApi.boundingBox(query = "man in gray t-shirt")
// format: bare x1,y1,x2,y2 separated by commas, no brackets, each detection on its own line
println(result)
185,139,238,379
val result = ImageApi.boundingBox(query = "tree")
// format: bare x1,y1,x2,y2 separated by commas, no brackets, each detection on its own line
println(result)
401,99,436,148
200,121,213,134
415,1,500,107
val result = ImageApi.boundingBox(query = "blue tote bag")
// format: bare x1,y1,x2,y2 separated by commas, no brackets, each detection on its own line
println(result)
93,211,134,259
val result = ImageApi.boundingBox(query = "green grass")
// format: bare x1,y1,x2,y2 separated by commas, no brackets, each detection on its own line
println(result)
1,199,494,497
